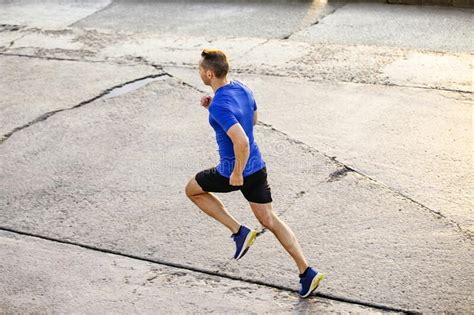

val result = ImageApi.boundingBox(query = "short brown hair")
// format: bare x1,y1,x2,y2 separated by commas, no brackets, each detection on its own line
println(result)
201,49,229,78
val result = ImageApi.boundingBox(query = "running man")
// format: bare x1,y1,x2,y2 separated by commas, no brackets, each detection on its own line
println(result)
185,49,324,298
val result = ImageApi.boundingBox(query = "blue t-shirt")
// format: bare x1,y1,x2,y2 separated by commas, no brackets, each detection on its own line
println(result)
208,80,266,178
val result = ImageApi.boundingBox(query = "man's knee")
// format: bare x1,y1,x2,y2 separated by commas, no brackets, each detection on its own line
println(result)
185,177,204,199
256,211,276,229
185,178,196,199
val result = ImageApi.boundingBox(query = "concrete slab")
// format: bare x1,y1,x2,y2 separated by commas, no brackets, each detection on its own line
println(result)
72,0,341,39
0,0,112,28
1,77,472,313
292,3,474,52
0,55,159,137
164,67,473,234
1,230,390,314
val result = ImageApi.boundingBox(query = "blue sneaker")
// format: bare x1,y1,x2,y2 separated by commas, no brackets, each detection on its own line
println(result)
231,225,257,260
299,267,324,298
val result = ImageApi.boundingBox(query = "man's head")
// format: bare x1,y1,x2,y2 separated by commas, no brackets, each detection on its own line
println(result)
199,49,229,86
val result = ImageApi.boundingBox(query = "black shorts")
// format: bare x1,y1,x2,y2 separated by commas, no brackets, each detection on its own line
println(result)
195,166,272,204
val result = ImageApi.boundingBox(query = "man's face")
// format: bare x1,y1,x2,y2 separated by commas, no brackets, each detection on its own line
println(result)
199,58,211,86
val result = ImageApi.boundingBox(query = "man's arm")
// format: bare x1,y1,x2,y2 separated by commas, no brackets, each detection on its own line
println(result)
227,123,250,186
253,110,258,126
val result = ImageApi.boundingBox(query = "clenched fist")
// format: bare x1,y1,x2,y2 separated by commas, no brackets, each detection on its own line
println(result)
229,171,244,186
200,95,212,109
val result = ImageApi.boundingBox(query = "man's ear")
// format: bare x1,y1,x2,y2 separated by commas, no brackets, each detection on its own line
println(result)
206,69,213,79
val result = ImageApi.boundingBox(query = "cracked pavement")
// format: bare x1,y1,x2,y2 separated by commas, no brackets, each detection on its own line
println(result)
0,1,473,313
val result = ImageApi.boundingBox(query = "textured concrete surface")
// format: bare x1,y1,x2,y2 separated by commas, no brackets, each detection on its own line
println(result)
292,2,474,52
1,230,393,314
1,76,472,313
1,0,472,313
0,0,112,28
381,51,473,91
0,55,159,137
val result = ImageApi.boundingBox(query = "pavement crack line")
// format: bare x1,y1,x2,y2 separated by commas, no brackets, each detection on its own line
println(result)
281,2,347,40
313,3,347,24
381,81,472,96
0,24,26,32
250,69,473,95
0,226,420,314
160,69,207,94
327,166,354,182
0,53,166,76
67,1,115,28
236,39,271,61
0,73,166,145
0,52,119,64
5,33,27,50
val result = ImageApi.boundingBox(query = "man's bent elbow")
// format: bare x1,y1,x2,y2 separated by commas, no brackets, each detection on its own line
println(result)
235,139,249,150
233,142,250,161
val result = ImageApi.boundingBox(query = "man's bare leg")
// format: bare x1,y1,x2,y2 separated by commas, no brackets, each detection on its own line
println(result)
185,177,240,234
249,202,309,274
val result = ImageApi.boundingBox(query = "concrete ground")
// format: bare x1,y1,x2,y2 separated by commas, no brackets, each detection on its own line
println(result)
0,1,472,314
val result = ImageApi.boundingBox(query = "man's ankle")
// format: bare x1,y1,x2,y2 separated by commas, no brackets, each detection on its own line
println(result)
299,266,311,278
233,225,243,236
